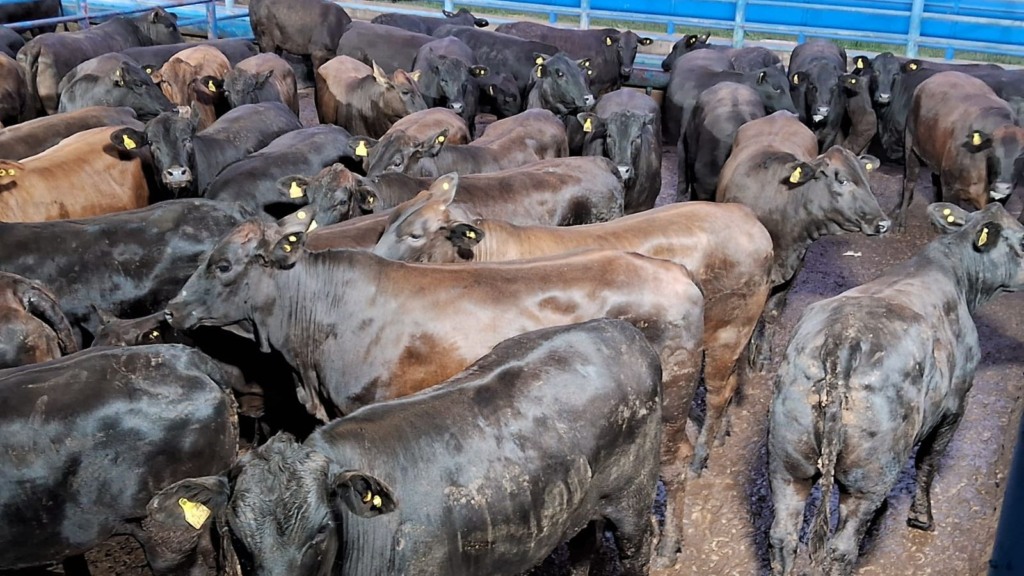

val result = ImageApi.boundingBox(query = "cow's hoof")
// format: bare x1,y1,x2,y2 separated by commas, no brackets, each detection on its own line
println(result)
906,513,934,532
651,552,680,571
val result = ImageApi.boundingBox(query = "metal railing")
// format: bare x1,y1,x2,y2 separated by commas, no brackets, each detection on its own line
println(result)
1,0,223,38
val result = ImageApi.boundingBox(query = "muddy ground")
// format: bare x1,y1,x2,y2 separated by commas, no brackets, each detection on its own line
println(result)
67,94,1024,576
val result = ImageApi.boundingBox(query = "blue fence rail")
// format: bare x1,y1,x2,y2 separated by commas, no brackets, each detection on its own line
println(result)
435,0,1024,59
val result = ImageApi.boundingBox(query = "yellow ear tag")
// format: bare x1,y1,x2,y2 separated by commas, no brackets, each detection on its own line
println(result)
465,229,476,239
178,498,211,530
441,181,450,190
289,181,304,198
850,77,857,84
583,117,593,133
536,65,543,78
306,219,318,232
145,66,153,74
287,235,297,242
582,60,590,68
7,169,14,175
372,495,382,508
535,56,543,65
978,226,989,246
296,210,307,220
355,141,368,157
122,134,137,150
367,196,375,205
605,36,612,46
363,491,373,503
972,132,982,146
488,85,495,96
436,135,445,144
282,244,293,252
149,330,160,339
789,166,802,184
587,69,593,76
864,162,873,171
908,62,918,70
792,74,799,85
946,214,956,223
942,208,952,216
856,59,865,69
0,169,6,176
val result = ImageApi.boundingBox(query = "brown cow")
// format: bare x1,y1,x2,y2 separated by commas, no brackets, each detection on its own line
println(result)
346,107,470,172
0,52,26,127
0,272,76,368
164,175,704,565
315,56,427,138
0,126,149,222
151,45,230,129
358,108,568,177
211,53,298,115
716,111,889,368
900,71,1024,231
373,191,774,478
0,106,143,161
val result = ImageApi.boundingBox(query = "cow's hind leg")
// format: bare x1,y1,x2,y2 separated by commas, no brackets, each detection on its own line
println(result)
908,409,964,531
566,520,601,576
603,484,656,576
829,489,888,576
768,470,813,576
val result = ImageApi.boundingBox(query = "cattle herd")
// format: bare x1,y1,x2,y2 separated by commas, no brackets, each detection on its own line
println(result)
0,0,1022,574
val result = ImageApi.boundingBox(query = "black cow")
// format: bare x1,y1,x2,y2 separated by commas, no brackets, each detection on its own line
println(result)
663,49,793,145
768,202,1024,576
578,88,662,213
852,52,1003,108
372,7,489,34
151,319,661,576
0,25,24,58
0,52,26,126
57,53,172,121
680,81,765,201
248,0,351,70
0,0,60,36
495,21,654,95
110,101,302,196
0,271,75,368
0,105,142,160
0,199,252,346
716,111,889,368
18,8,182,116
205,125,355,216
208,53,299,115
121,38,259,71
336,21,433,74
273,163,378,226
788,39,848,149
412,37,488,132
478,71,522,118
0,344,240,574
432,25,558,106
527,52,595,117
662,33,783,72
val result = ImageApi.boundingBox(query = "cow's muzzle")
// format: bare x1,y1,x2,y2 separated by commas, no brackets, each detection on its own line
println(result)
620,66,633,78
583,94,596,108
162,166,193,188
811,106,830,124
876,93,892,104
164,297,198,330
874,219,892,235
617,164,634,183
448,101,465,114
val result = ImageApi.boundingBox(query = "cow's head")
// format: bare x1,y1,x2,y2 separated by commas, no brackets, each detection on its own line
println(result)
373,173,480,262
208,67,275,109
371,62,428,124
277,164,377,224
106,63,174,121
143,433,396,576
361,128,451,178
783,145,890,236
110,105,200,194
749,67,796,115
962,126,1024,202
928,202,1024,295
608,31,653,79
134,7,182,45
479,73,521,118
417,54,486,119
853,52,900,106
791,62,842,125
441,7,488,27
164,215,315,341
91,309,187,347
577,110,656,185
530,53,594,115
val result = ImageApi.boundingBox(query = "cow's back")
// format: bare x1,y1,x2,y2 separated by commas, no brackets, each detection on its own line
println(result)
717,111,816,203
0,344,238,569
0,106,142,160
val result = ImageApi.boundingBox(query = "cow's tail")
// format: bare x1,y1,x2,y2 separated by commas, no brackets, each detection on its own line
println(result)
808,333,857,571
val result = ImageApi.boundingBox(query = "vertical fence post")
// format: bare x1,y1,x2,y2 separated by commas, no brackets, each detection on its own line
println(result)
444,0,454,12
907,0,924,57
732,0,747,47
206,0,217,39
78,0,89,28
580,0,589,30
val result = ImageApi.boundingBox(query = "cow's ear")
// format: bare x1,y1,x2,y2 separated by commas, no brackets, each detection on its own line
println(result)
442,8,455,17
334,471,397,518
356,186,378,213
576,112,602,136
964,130,992,153
277,175,309,202
926,202,970,232
577,58,591,70
426,172,458,204
474,17,489,27
699,32,710,42
253,70,273,87
110,127,148,152
112,65,128,87
604,35,614,46
684,34,699,48
0,159,25,183
447,222,483,249
469,65,489,78
371,61,389,85
791,71,805,86
858,154,880,173
409,70,422,84
782,161,817,187
348,137,377,159
267,211,315,268
639,36,654,46
420,128,449,157
145,475,232,531
972,222,1002,252
756,70,767,84
142,63,158,76
198,75,223,94
903,59,922,72
853,55,870,70
840,73,861,91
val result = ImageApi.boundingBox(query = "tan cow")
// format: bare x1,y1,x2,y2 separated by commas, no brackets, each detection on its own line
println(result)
151,45,230,129
315,55,427,138
0,126,149,222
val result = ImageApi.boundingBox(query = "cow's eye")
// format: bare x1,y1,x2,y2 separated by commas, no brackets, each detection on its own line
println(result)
407,232,423,241
556,70,564,78
215,260,232,274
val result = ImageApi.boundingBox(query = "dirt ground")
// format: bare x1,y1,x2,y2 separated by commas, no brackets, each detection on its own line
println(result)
66,101,1024,575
